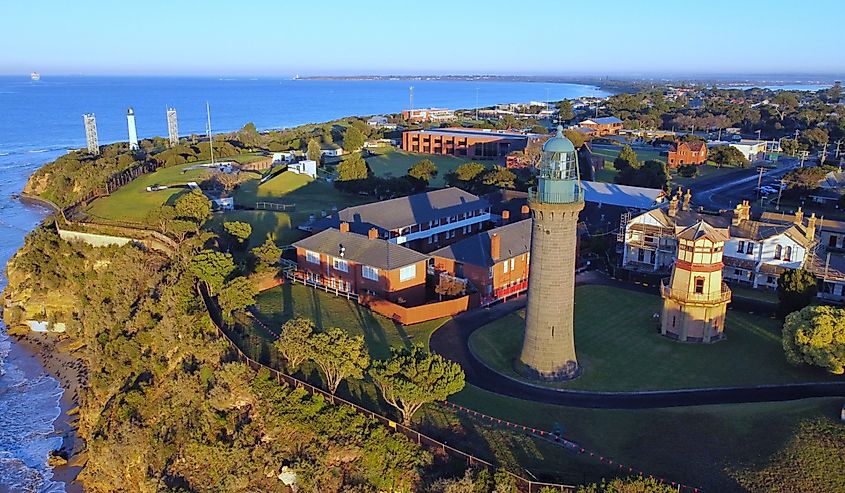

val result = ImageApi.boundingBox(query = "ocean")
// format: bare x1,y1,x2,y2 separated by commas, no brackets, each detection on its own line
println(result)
0,75,609,491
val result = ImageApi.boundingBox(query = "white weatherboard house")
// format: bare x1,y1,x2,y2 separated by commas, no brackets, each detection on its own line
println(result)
620,192,815,290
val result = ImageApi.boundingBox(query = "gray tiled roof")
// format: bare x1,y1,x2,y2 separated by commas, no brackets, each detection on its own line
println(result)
337,187,489,231
293,228,428,271
431,219,532,267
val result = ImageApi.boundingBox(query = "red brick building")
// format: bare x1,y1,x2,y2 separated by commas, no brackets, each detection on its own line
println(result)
667,140,708,168
579,117,623,136
402,127,541,160
430,219,532,304
401,108,455,122
293,224,429,306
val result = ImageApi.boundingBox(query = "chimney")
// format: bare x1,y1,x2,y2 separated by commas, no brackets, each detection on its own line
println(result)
501,210,510,224
668,194,678,217
794,207,804,226
732,202,745,226
682,189,692,211
520,204,530,218
806,213,816,241
339,222,350,233
491,233,501,261
368,227,379,240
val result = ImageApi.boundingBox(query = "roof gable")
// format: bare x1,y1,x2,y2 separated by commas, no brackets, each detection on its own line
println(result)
293,228,428,270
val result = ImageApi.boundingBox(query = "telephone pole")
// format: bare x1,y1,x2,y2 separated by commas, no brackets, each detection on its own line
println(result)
756,166,765,201
799,150,809,167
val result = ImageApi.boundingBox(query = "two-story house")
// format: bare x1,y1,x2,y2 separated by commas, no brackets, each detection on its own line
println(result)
667,140,708,168
620,191,816,291
292,223,429,305
315,188,492,253
430,219,532,304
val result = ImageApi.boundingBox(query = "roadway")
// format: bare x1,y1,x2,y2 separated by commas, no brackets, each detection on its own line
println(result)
687,158,802,211
428,275,845,410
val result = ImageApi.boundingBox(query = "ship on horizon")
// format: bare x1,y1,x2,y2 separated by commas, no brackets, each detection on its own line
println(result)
30,72,40,81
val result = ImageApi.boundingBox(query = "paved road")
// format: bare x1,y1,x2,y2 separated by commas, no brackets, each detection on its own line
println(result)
429,276,845,409
689,159,801,211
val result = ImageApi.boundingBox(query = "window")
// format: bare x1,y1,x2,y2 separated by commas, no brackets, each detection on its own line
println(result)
774,244,782,259
746,242,754,254
306,250,320,264
503,260,509,273
694,277,705,294
510,258,516,270
784,246,792,262
332,257,348,273
767,276,776,284
427,235,435,245
638,249,645,262
734,269,742,275
737,240,745,253
830,235,838,248
399,265,416,282
362,265,379,281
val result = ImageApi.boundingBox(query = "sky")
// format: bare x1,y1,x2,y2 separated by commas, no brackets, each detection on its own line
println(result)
2,0,843,77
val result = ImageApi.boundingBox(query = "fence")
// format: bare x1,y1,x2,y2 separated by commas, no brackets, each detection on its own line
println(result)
255,201,296,212
199,283,576,493
359,293,474,325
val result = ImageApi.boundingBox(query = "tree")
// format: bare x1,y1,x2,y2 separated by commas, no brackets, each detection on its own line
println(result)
190,249,235,293
709,145,749,168
217,276,257,321
563,129,586,149
236,122,264,148
616,160,669,190
493,469,518,493
251,237,282,267
223,221,252,244
780,137,800,156
435,275,467,300
452,162,487,182
370,345,465,425
613,145,639,171
801,127,829,150
337,154,369,181
777,268,818,317
174,189,212,225
306,138,321,162
482,166,517,188
677,164,699,178
273,317,315,371
408,159,438,183
310,328,370,394
556,99,575,122
782,305,845,374
343,125,365,152
770,92,799,121
576,476,677,493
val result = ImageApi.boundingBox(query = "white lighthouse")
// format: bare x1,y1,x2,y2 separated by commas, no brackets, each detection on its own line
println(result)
127,107,139,151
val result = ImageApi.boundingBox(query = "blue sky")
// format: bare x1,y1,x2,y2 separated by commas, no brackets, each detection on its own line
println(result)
2,0,843,76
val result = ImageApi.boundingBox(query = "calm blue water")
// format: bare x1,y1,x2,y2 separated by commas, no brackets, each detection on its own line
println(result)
0,76,608,492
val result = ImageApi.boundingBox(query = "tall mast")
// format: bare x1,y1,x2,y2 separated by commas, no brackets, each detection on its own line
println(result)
206,101,215,165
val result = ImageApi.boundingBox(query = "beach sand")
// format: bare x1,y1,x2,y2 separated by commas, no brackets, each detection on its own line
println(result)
13,331,86,493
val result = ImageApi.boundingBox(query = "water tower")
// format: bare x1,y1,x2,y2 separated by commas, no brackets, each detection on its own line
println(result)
518,125,584,380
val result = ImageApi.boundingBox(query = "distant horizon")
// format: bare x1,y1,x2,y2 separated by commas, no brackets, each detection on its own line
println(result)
3,0,844,76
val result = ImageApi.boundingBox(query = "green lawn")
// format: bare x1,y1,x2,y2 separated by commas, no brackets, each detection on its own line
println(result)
365,149,471,187
232,170,371,211
444,384,842,492
85,162,214,223
469,285,836,391
253,283,448,360
593,167,619,183
671,164,747,187
206,210,306,248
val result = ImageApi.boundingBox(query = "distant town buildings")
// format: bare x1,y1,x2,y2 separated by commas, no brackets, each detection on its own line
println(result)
401,107,455,122
83,113,99,155
578,116,623,136
167,107,179,147
667,140,708,168
402,127,542,160
127,107,139,151
366,115,397,129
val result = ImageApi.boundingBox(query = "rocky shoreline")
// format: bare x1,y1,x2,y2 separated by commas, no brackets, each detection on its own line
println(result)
11,331,86,493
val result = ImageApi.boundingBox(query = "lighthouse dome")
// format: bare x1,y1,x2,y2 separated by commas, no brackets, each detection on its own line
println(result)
542,125,576,153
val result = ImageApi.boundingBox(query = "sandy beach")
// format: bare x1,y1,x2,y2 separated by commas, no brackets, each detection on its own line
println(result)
12,331,87,493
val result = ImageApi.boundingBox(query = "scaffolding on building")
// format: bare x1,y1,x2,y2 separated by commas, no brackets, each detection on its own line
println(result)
617,211,676,267
83,113,99,155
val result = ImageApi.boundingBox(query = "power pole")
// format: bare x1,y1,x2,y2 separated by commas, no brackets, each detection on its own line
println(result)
776,180,784,210
799,150,809,167
822,142,829,163
475,87,479,121
835,139,842,159
756,166,765,201
409,86,414,112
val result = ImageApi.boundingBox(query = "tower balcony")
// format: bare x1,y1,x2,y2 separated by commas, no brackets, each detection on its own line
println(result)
660,279,731,305
528,185,583,205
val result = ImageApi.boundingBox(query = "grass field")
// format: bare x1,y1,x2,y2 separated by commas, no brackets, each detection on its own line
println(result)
253,283,448,360
206,209,306,248
365,149,471,187
469,285,835,391
590,145,666,165
85,162,213,222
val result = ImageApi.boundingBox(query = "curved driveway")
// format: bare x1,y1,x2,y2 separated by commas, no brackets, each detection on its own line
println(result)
429,283,845,409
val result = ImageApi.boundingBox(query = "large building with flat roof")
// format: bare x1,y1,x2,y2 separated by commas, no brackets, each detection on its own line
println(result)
402,127,543,159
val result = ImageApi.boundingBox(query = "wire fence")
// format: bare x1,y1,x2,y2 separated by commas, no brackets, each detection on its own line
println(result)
199,282,577,493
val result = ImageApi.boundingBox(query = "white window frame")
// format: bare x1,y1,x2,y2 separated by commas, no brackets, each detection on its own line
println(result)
510,258,515,270
332,257,348,273
504,260,509,273
399,264,416,282
306,250,320,264
362,265,379,281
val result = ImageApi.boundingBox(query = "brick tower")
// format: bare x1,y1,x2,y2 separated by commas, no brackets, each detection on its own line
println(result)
518,125,584,380
660,220,732,342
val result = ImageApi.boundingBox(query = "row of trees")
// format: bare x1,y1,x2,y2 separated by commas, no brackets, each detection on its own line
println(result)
274,317,465,425
612,145,670,190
